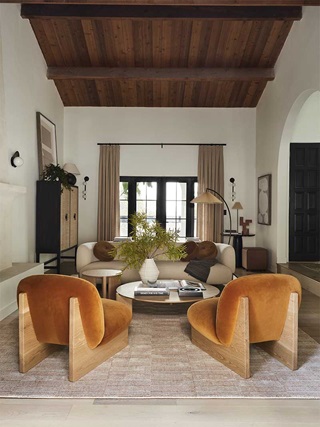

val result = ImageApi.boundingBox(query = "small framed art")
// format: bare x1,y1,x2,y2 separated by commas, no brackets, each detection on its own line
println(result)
258,174,271,225
36,112,58,178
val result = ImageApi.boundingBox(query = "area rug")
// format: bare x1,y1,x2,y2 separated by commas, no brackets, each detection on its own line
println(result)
1,303,319,399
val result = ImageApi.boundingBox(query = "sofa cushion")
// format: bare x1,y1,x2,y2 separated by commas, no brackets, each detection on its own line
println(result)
93,241,115,262
181,241,199,261
197,241,218,260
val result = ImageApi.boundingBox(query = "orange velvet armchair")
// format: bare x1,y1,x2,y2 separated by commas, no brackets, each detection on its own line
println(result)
187,274,301,378
17,274,132,381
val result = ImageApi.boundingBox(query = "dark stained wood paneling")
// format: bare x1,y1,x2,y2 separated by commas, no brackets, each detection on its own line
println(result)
25,5,302,107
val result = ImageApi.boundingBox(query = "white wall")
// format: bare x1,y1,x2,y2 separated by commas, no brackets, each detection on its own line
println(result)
292,92,320,142
64,108,256,244
256,7,320,271
0,4,64,262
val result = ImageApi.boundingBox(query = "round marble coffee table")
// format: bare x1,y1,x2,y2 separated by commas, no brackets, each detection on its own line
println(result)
81,269,122,299
116,281,220,312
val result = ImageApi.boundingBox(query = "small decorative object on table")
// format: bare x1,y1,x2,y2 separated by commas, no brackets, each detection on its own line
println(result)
240,217,252,235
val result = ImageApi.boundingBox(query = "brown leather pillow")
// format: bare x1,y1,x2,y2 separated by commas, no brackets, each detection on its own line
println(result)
93,241,115,261
197,241,218,260
181,241,199,261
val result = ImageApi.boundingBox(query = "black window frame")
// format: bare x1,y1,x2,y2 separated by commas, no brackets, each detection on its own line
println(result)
120,176,197,237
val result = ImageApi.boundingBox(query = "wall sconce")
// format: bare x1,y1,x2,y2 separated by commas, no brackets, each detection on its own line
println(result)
63,163,80,185
82,176,89,200
11,151,24,168
229,177,236,201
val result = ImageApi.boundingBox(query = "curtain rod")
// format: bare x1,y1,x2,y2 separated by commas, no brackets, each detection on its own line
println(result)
97,143,226,146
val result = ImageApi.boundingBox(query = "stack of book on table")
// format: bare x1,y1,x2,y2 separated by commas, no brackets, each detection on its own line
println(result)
134,282,170,297
178,280,206,298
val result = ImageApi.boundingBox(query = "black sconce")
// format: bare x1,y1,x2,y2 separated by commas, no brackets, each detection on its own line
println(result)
83,176,89,200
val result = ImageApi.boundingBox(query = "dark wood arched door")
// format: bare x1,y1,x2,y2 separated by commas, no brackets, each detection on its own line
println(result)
289,143,320,261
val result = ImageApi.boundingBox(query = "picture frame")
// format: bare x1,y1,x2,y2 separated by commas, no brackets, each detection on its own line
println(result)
258,174,271,225
36,112,58,178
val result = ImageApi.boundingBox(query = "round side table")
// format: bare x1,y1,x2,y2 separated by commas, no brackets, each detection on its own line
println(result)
81,269,122,299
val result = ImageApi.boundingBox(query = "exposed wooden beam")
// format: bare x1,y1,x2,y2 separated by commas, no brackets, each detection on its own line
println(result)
9,1,320,6
47,67,275,82
21,5,303,20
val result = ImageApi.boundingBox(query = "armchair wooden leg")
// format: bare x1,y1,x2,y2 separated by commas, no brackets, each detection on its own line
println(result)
258,292,298,370
19,293,60,373
69,297,129,382
191,297,250,379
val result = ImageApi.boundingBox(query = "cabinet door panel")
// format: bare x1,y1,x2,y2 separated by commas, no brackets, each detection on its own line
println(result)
70,187,78,247
60,188,70,251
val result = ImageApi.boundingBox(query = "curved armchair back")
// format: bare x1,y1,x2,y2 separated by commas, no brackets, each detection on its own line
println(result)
18,275,105,349
216,274,301,346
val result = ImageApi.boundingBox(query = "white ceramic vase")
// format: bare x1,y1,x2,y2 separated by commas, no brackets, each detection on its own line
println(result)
139,258,159,284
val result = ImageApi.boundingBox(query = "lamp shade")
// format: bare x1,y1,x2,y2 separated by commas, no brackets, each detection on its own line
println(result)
63,163,80,175
191,191,222,204
232,202,243,210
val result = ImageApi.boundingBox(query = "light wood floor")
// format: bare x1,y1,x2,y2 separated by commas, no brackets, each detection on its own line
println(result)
1,264,319,426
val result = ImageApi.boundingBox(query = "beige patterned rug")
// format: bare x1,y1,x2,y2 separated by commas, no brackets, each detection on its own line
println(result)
1,302,319,399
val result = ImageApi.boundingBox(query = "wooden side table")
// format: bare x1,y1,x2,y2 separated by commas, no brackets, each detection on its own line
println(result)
81,269,122,299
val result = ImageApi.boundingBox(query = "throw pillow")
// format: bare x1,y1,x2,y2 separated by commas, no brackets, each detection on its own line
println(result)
181,241,199,261
93,241,115,261
197,241,218,260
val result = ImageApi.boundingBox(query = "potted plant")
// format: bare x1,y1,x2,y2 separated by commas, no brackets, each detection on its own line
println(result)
114,212,186,283
41,163,71,191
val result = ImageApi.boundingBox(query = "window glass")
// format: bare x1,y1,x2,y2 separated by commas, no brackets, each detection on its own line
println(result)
119,177,196,237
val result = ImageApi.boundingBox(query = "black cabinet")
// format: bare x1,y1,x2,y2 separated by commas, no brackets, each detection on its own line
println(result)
36,181,78,273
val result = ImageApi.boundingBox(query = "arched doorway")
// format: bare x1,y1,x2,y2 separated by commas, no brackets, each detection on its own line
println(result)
277,90,320,264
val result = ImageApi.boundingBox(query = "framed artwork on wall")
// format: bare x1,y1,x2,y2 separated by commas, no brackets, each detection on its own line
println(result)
36,112,57,178
258,174,271,225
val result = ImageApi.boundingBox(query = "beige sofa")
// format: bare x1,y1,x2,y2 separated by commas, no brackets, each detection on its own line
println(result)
76,242,236,285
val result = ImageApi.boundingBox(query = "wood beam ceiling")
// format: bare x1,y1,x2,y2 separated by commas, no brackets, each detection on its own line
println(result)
21,5,303,20
8,1,320,6
47,67,275,82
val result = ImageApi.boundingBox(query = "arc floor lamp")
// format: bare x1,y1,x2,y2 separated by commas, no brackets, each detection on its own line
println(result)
191,188,232,244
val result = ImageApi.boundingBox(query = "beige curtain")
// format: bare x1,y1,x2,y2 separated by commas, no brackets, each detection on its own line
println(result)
97,145,120,241
197,145,224,242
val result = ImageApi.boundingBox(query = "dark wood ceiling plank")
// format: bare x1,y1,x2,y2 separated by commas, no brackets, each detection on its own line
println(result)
30,20,57,66
177,21,193,67
54,80,72,106
145,81,154,107
197,81,210,106
133,21,151,67
81,19,101,66
182,81,194,107
83,79,100,105
47,66,275,81
229,20,253,67
187,21,203,67
220,21,244,67
111,80,123,106
52,19,81,66
195,21,214,66
101,20,118,66
21,5,303,21
203,20,223,67
257,20,283,67
213,21,233,66
250,80,268,106
240,20,264,66
71,20,95,65
247,20,275,66
95,80,109,105
41,20,66,66
265,20,293,66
